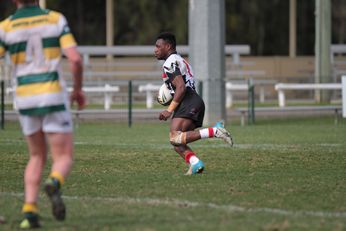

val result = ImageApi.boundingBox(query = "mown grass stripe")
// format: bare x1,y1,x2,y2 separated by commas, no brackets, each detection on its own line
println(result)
2,192,345,218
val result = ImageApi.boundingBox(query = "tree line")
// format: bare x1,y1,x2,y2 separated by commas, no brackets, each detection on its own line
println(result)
1,0,345,55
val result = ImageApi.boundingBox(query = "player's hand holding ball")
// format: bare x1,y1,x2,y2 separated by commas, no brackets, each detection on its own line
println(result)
159,110,172,121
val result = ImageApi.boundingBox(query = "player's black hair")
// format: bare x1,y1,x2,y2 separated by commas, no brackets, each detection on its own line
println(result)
156,32,176,50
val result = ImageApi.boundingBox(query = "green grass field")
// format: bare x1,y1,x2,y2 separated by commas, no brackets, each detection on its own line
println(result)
0,117,345,230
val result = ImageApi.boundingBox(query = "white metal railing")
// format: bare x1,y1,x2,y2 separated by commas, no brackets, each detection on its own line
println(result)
225,82,248,108
138,83,161,109
77,45,250,65
275,83,342,107
6,84,119,111
138,80,276,109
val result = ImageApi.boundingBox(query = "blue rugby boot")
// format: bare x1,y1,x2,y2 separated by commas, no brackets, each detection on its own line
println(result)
191,160,205,174
185,160,205,175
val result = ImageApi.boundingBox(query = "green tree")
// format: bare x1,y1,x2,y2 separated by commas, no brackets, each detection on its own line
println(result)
0,0,15,20
225,0,289,55
296,0,315,55
1,0,345,55
115,0,187,45
47,0,106,45
332,0,346,45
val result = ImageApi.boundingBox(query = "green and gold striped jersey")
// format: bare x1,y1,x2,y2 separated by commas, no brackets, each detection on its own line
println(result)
0,5,77,116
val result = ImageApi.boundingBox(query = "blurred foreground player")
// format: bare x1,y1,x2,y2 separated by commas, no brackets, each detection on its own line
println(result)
154,32,233,175
0,0,85,228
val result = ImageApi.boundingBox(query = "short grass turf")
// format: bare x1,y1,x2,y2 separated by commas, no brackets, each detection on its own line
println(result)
0,116,345,230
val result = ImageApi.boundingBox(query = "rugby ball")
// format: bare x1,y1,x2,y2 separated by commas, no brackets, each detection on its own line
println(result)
157,83,173,106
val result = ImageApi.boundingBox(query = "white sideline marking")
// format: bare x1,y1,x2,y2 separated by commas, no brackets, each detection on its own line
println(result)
1,191,346,218
73,142,341,150
0,139,342,149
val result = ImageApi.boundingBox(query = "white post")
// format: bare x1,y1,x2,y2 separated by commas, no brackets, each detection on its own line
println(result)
147,90,153,109
82,54,91,80
233,54,240,65
259,86,265,103
39,0,46,8
240,113,245,126
342,76,346,118
104,84,111,110
226,90,232,108
278,90,286,107
83,54,89,66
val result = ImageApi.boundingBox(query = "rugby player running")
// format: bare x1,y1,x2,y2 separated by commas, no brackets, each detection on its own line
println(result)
154,32,233,175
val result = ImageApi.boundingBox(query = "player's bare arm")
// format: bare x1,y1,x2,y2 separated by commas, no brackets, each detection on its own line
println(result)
171,75,186,103
159,75,186,121
64,47,86,110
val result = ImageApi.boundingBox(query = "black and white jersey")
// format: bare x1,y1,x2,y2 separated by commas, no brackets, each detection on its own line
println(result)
161,52,196,94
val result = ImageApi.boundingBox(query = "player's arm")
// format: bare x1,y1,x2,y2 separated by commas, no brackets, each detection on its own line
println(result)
159,63,186,121
0,31,6,58
159,75,184,121
167,75,186,113
64,47,85,110
0,42,5,58
58,13,85,110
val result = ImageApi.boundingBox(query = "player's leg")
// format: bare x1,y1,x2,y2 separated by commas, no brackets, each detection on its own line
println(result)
170,89,233,146
47,132,73,177
170,118,196,158
170,120,233,146
44,132,73,221
23,131,47,204
19,116,46,229
43,111,74,221
20,131,47,229
197,121,234,146
170,118,205,174
172,145,204,175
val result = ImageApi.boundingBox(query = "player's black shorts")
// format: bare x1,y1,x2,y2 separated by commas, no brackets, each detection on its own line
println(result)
173,88,205,128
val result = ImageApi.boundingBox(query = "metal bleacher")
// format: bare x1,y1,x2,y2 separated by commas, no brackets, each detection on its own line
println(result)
60,45,256,107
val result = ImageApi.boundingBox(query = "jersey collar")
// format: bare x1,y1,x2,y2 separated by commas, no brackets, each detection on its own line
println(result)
165,51,177,60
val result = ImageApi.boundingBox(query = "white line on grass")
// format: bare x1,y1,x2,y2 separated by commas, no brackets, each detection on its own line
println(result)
72,142,342,150
1,191,346,218
72,141,341,147
0,139,341,149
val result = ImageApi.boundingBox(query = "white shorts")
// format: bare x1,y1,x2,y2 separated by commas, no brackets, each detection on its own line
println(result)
19,110,73,136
